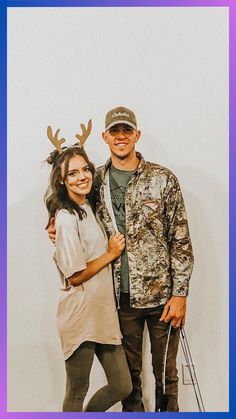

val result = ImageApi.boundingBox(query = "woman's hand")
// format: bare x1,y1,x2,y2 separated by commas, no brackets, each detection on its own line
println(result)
67,232,126,286
107,232,125,259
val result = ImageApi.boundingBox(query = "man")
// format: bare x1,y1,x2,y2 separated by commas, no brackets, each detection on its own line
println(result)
49,106,194,412
93,106,194,412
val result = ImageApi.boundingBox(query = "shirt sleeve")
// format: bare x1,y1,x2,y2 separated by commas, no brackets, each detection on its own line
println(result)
55,210,87,278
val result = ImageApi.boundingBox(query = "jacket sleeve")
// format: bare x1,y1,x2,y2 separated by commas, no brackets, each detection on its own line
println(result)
164,172,194,296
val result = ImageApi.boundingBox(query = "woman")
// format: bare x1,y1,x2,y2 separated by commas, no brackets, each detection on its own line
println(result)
45,136,132,412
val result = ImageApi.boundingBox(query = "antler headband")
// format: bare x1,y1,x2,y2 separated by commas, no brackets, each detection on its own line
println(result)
47,119,92,152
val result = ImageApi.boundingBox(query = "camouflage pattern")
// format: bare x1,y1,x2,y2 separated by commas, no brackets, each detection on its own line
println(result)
94,152,194,309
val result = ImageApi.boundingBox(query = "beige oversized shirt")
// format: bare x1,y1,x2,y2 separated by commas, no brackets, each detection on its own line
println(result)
54,205,122,360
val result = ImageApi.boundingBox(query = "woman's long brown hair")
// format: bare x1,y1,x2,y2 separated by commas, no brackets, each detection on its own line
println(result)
44,146,96,228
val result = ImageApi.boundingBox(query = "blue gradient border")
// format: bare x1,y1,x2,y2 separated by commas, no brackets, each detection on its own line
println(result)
0,0,234,417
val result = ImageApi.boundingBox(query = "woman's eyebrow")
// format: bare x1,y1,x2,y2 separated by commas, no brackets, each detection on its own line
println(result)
67,165,89,173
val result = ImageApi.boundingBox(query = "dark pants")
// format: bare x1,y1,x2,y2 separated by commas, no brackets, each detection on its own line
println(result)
118,293,180,412
63,341,132,412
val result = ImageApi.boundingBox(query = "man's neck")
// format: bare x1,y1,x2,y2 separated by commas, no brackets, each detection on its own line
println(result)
111,152,139,171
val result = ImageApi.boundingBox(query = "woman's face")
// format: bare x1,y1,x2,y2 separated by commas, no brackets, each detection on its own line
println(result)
61,155,93,204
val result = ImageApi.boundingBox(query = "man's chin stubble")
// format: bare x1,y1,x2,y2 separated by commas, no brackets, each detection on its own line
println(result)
112,151,133,160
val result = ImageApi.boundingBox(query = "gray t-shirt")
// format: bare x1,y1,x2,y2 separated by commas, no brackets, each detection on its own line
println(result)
54,206,122,360
109,166,133,293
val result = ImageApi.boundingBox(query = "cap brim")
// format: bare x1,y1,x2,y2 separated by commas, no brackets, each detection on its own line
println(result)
105,120,137,131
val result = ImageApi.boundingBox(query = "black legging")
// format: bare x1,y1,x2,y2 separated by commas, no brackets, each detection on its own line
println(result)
63,341,132,412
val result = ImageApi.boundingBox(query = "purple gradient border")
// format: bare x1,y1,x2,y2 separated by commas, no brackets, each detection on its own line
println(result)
0,0,235,417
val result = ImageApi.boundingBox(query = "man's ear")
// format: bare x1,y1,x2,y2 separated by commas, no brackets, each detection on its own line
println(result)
135,130,141,143
102,132,108,144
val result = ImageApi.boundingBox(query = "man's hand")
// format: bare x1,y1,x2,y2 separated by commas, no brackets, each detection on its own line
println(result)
160,296,187,328
47,217,56,245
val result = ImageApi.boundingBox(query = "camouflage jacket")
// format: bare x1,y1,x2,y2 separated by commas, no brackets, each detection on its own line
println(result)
94,152,194,309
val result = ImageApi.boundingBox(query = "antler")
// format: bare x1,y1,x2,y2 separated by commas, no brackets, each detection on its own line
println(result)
75,119,92,147
47,126,66,152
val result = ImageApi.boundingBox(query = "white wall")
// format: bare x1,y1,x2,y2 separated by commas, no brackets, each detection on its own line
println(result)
7,7,228,412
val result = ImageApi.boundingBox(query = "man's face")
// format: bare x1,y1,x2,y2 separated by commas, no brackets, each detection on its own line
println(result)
102,123,141,160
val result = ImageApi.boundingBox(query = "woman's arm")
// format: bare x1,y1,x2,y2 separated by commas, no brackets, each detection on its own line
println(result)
68,232,125,286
